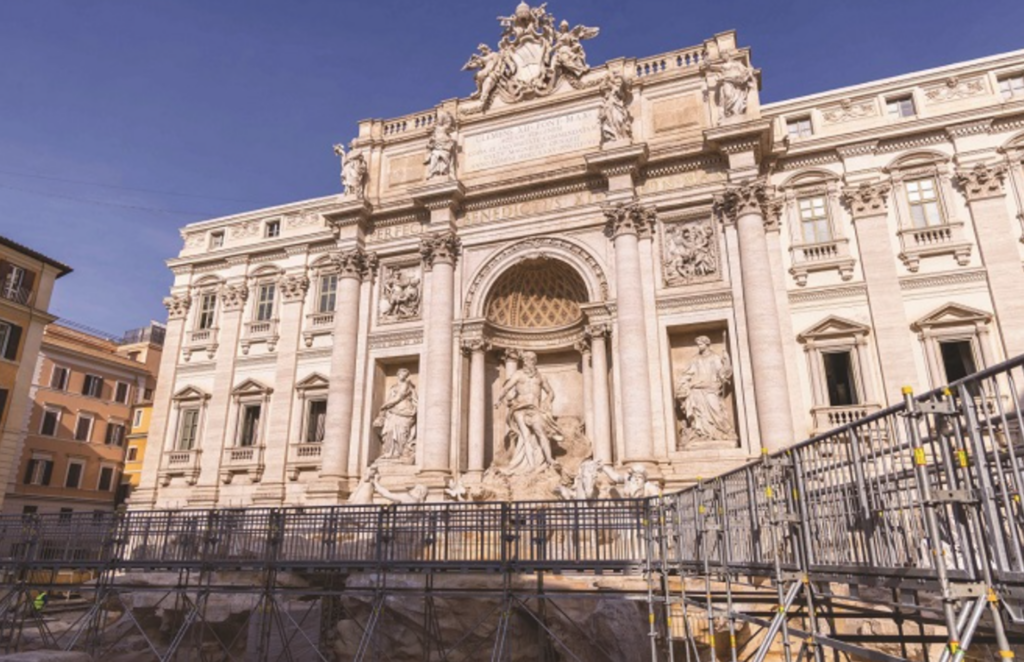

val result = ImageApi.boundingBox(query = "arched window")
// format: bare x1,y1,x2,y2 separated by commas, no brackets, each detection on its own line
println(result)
778,170,856,286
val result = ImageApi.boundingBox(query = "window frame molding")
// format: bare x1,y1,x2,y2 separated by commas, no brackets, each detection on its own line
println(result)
64,458,86,490
221,378,273,484
911,303,994,389
49,365,70,391
39,405,63,437
183,277,223,362
73,412,95,443
779,171,856,286
159,385,211,487
798,316,879,432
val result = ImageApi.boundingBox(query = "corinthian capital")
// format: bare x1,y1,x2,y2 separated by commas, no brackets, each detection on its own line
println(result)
163,294,191,320
331,247,376,280
603,199,657,239
841,181,891,220
955,162,1008,202
220,284,249,311
715,179,771,225
279,274,311,302
419,231,461,271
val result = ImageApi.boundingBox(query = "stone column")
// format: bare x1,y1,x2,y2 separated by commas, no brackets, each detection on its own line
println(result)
419,231,461,475
719,181,794,451
254,273,309,505
955,162,1024,357
130,294,190,509
603,201,657,463
575,340,594,443
313,248,372,498
842,182,919,403
587,324,613,464
463,339,489,476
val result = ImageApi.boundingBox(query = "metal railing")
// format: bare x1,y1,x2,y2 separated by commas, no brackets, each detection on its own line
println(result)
1,355,1023,660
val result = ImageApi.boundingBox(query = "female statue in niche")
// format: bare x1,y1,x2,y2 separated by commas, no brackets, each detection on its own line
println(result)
675,335,736,445
373,368,418,462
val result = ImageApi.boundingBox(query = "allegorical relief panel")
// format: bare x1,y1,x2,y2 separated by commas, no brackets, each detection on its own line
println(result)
378,264,422,324
661,217,720,286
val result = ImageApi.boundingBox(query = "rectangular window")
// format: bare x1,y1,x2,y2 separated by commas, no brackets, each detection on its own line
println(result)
133,409,143,428
999,74,1024,101
887,95,916,119
318,275,338,313
0,321,22,361
127,447,139,462
97,466,115,492
74,414,94,442
23,458,54,486
306,399,327,443
40,408,60,437
255,284,276,322
940,340,978,384
177,408,200,450
265,220,281,238
2,265,25,300
238,404,261,447
114,382,130,404
65,462,84,489
905,178,944,228
104,422,126,446
82,374,104,398
0,388,7,423
209,231,225,249
798,196,832,244
197,293,217,330
787,117,812,139
50,366,70,391
144,388,153,401
823,351,859,407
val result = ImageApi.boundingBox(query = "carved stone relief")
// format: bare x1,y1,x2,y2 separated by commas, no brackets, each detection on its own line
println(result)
924,76,986,103
378,264,422,324
821,98,876,124
670,328,738,450
662,218,719,285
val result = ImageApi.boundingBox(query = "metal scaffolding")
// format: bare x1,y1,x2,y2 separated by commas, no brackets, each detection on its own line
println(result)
1,355,1023,661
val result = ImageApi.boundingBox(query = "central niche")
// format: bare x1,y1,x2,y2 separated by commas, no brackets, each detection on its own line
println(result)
484,257,588,330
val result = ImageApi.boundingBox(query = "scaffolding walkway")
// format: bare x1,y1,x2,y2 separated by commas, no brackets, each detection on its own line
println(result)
1,356,1023,660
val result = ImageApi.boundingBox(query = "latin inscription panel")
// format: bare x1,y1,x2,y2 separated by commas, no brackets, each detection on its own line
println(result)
463,109,600,172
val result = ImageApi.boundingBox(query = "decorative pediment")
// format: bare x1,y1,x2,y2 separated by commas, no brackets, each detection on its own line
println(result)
231,378,274,397
798,315,871,343
912,303,991,331
883,149,950,174
295,373,330,391
171,385,211,402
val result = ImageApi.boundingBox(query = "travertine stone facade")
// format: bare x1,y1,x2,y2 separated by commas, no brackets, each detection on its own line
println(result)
133,7,1024,508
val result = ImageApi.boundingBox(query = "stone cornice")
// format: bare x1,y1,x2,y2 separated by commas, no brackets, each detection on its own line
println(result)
409,180,467,213
841,181,892,220
324,199,373,232
955,161,1009,202
584,143,650,179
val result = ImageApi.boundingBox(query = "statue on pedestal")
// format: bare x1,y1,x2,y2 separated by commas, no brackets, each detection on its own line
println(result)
493,350,563,474
333,144,368,199
373,369,418,463
704,54,755,121
675,336,735,446
598,73,632,143
425,111,457,180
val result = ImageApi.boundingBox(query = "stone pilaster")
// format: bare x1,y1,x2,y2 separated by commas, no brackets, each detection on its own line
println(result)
190,283,248,507
309,248,374,501
462,338,490,476
574,339,594,445
841,182,918,403
253,273,309,505
955,161,1024,357
419,230,462,476
603,200,656,463
129,294,190,509
586,323,613,464
717,180,794,451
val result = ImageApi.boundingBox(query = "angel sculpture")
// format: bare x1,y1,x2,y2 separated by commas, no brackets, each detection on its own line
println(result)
553,20,599,77
463,44,509,106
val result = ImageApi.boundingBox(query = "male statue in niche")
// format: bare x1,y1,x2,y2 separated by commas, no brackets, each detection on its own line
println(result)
494,350,563,474
675,335,736,446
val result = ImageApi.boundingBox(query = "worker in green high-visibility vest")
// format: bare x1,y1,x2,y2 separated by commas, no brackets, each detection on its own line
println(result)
32,592,47,613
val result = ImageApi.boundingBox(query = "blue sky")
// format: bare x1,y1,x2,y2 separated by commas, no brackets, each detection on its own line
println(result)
2,0,1023,335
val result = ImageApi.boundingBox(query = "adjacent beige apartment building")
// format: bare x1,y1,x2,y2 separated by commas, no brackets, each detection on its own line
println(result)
2,322,163,515
0,235,72,512
132,5,1024,509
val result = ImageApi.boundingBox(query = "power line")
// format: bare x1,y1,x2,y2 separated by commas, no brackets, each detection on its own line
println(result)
0,181,225,218
0,168,259,203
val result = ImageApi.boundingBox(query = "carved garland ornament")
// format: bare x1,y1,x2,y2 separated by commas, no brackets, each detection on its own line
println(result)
462,237,609,318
